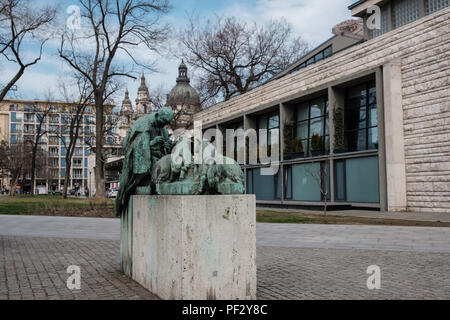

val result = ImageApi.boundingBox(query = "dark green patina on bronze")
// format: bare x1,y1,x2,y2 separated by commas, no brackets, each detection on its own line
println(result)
115,107,245,217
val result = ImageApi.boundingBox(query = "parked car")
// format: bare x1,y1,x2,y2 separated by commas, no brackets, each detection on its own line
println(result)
107,189,118,198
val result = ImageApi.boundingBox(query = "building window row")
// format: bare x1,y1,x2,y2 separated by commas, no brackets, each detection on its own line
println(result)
368,0,449,39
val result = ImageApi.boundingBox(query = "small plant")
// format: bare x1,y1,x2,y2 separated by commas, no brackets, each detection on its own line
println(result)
311,134,324,151
288,138,303,153
333,107,345,152
284,121,304,159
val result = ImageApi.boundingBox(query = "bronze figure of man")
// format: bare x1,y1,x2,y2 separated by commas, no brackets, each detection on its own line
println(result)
115,107,174,217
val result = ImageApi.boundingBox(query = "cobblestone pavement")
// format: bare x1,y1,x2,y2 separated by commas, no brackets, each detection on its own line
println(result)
0,236,157,300
0,216,449,300
257,246,450,300
1,235,449,300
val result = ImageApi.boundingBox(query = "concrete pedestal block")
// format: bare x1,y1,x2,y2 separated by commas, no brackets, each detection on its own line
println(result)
120,195,256,300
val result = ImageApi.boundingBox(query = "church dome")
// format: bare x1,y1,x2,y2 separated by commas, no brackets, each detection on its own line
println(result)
166,60,200,107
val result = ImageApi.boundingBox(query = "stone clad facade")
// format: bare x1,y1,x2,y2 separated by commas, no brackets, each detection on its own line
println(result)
195,6,450,213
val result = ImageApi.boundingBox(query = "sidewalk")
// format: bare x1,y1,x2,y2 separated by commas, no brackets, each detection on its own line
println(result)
259,207,450,223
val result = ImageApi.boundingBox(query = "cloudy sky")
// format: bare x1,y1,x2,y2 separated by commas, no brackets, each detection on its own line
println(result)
0,0,355,108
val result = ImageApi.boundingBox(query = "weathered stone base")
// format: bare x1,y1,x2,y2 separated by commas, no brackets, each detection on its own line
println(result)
120,195,256,300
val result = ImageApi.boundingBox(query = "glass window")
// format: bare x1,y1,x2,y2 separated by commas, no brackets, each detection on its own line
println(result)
314,51,324,62
49,115,59,123
334,156,379,203
393,0,421,28
224,122,244,162
284,166,292,200
289,95,329,158
425,0,449,14
344,80,378,152
306,57,314,66
24,113,34,122
296,102,309,121
256,112,279,159
14,112,23,122
11,123,21,133
371,4,390,38
291,163,322,201
246,168,280,200
73,158,82,166
323,46,332,58
24,104,34,112
345,156,380,203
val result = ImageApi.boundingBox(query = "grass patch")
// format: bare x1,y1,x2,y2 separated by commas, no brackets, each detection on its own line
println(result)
0,195,115,217
257,210,450,227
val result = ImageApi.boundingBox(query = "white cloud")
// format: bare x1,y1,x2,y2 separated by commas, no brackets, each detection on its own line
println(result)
223,0,353,46
1,0,356,107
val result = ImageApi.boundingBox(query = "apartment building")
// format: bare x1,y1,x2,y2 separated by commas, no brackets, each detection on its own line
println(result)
0,99,120,194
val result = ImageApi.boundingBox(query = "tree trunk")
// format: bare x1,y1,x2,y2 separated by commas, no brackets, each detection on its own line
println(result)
63,159,71,199
30,144,37,196
94,97,106,198
9,174,19,196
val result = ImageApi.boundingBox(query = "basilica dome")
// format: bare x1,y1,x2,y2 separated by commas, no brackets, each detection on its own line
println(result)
166,60,200,107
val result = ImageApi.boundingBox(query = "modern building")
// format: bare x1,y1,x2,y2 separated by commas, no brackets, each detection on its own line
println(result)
0,99,120,194
194,0,450,213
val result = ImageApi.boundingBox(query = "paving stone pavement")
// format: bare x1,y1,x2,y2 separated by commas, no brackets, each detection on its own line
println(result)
0,215,449,300
0,236,157,300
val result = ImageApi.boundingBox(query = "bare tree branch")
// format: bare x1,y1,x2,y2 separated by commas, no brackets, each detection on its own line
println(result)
0,0,56,102
178,15,310,107
58,0,170,197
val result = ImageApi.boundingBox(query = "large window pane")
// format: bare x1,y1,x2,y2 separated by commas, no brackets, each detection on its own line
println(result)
345,156,379,203
335,160,345,200
310,98,324,118
284,166,292,199
368,127,378,149
292,163,321,201
248,168,280,200
296,103,309,122
296,121,308,140
309,118,323,137
344,81,377,152
246,170,253,194
268,114,279,129
369,104,378,127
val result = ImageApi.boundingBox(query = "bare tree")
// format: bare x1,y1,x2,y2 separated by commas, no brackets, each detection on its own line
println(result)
53,77,94,198
0,139,9,189
6,138,31,195
58,0,170,198
305,162,330,216
179,16,310,105
24,101,52,195
0,0,56,102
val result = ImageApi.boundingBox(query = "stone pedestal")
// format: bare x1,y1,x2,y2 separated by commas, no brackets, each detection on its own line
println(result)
120,195,256,300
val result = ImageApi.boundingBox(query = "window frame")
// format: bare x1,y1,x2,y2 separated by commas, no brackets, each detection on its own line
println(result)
344,80,378,152
293,95,329,158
